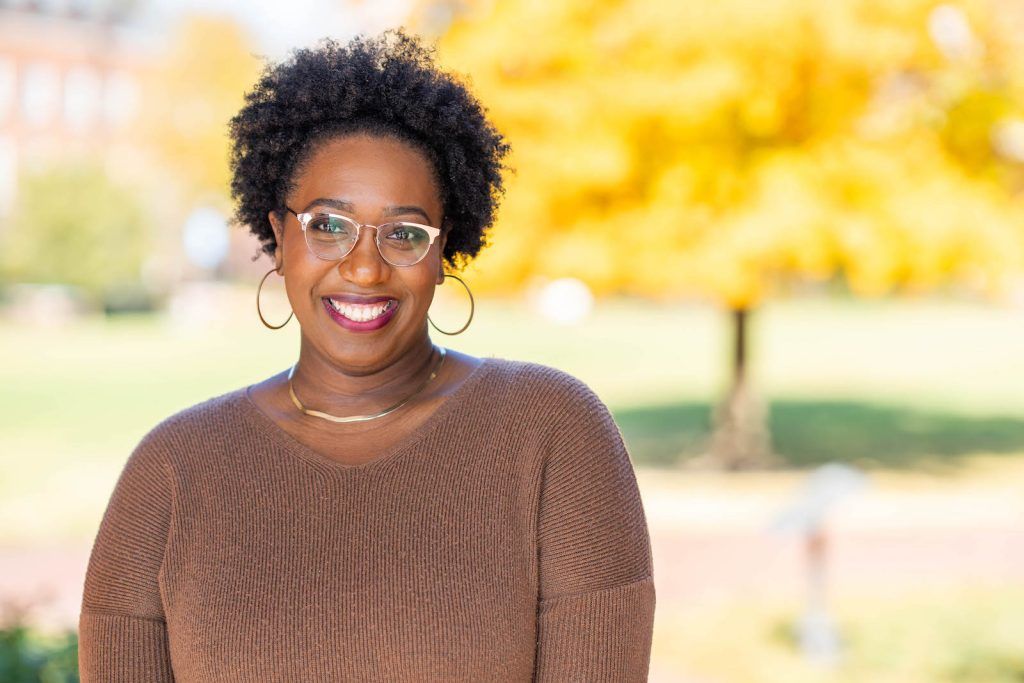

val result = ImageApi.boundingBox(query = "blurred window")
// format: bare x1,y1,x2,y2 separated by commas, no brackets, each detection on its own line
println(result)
21,61,60,128
103,70,139,127
0,134,15,216
0,57,14,125
64,65,101,131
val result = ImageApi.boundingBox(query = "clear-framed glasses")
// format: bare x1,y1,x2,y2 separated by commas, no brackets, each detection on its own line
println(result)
284,206,442,267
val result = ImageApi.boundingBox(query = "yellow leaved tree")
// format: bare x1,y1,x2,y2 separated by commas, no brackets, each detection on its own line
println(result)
419,0,1024,468
139,15,262,208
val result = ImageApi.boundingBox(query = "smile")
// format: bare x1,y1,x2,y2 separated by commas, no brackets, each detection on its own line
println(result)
326,298,395,321
321,297,400,332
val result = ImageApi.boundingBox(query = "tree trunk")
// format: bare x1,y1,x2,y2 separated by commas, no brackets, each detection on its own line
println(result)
689,307,778,470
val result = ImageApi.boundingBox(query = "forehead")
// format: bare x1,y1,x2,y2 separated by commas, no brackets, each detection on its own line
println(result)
293,134,441,210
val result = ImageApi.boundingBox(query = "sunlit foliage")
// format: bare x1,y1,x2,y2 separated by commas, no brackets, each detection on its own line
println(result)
425,0,1024,305
139,16,262,206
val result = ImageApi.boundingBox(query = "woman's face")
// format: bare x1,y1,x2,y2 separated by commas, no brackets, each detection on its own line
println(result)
268,133,447,371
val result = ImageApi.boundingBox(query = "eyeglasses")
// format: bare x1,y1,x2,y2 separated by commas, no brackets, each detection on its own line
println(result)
284,206,442,267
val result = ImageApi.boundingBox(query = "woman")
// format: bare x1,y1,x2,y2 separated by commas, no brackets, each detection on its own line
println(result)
78,30,655,681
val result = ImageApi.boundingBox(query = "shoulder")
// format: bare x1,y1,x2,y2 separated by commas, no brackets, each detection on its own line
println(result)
488,362,637,496
127,386,248,470
487,356,602,401
485,357,615,436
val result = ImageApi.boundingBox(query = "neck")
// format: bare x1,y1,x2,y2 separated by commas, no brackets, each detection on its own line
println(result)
288,333,439,416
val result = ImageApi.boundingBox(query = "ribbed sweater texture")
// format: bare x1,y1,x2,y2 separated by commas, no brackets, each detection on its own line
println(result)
78,357,656,681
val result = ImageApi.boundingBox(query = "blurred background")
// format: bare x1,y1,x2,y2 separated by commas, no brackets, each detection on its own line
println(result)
1,0,1023,681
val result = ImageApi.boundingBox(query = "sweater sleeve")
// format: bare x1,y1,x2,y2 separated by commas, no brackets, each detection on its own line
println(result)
533,375,656,682
78,429,176,682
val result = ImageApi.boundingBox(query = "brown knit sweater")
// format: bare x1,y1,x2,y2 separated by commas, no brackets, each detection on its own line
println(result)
78,357,656,681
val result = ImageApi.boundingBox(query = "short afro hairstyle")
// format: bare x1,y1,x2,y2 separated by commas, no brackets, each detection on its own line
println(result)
228,29,510,270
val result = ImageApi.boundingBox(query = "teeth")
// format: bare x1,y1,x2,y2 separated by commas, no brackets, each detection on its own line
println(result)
328,298,393,322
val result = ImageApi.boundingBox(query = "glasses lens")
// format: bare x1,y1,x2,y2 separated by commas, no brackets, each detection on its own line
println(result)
306,214,357,258
378,223,432,265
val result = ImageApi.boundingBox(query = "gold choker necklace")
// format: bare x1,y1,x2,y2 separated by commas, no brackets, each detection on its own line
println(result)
287,346,447,423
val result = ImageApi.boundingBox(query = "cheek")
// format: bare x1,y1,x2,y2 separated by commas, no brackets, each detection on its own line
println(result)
402,265,440,306
284,230,308,262
282,241,329,303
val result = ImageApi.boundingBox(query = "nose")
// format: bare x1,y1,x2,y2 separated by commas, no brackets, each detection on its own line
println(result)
338,224,390,285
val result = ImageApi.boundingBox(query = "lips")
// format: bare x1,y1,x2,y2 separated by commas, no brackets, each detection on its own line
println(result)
322,293,396,304
321,296,399,332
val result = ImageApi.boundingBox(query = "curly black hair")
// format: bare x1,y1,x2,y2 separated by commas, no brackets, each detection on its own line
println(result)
228,29,510,270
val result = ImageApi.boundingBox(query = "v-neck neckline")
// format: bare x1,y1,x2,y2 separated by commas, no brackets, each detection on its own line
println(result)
236,357,498,473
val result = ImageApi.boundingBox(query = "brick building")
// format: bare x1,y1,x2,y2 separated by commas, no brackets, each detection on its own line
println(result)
0,0,154,217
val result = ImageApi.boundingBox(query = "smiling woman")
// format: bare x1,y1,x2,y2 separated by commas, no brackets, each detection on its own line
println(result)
76,29,655,682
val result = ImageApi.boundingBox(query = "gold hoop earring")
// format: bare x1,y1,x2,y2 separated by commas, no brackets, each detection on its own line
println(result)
257,267,293,330
428,273,474,335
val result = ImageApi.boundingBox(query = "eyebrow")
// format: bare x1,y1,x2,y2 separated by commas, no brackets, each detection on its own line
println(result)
301,198,434,224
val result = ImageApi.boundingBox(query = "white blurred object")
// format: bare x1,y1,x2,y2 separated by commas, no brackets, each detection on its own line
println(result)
772,463,868,534
796,605,842,668
928,4,982,61
534,277,594,325
992,118,1024,163
771,463,868,668
183,206,230,271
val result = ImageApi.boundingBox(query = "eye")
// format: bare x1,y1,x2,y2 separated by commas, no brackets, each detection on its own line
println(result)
387,226,415,241
383,223,431,249
385,224,430,240
310,215,354,236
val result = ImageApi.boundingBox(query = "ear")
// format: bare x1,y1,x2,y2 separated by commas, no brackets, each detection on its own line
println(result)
267,209,285,272
435,224,449,285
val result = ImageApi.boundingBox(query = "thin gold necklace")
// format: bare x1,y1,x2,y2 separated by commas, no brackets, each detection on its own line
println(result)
287,345,447,423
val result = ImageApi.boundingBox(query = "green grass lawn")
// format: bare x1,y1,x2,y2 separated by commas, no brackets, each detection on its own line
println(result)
2,291,1023,541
